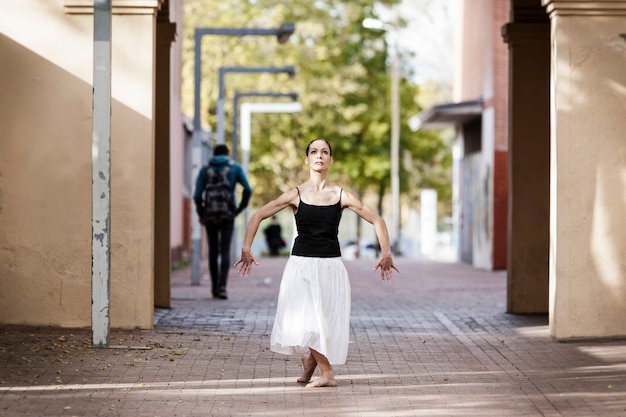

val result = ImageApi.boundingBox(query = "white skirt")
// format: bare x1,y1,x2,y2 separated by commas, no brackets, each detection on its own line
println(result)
270,256,351,365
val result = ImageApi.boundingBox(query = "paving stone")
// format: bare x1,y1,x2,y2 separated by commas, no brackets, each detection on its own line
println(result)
1,257,626,416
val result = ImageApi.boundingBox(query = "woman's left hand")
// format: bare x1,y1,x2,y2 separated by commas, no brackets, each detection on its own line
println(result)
234,250,259,277
374,255,399,282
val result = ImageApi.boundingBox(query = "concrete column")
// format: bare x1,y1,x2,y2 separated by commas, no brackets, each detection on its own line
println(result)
154,11,176,309
502,20,551,313
543,0,626,338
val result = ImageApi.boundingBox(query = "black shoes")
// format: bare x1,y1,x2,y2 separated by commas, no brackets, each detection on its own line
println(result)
214,291,228,300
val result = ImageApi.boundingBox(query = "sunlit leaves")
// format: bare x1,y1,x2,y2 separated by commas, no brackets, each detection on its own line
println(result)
182,0,452,218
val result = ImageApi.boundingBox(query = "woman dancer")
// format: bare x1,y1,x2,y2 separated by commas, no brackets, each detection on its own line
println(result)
235,138,399,388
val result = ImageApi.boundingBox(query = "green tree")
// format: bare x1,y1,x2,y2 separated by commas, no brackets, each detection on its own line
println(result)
182,0,452,231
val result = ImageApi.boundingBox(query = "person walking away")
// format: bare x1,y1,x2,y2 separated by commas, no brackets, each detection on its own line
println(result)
263,216,285,256
194,144,251,299
235,138,399,388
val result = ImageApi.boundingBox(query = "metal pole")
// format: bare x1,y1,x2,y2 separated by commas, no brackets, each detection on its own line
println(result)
191,31,204,285
390,38,401,250
216,66,296,145
195,24,295,41
237,102,302,257
362,17,401,251
232,91,298,161
216,69,227,145
233,94,240,161
92,0,112,348
231,92,298,261
239,102,303,171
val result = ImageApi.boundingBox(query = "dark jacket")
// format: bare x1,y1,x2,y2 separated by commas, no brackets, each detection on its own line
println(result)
193,155,252,218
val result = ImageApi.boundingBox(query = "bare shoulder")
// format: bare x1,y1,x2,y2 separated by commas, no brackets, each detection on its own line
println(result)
340,189,380,223
276,187,300,206
339,188,361,207
255,188,300,218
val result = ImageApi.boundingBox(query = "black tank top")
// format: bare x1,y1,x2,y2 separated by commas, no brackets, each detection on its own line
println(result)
291,187,343,258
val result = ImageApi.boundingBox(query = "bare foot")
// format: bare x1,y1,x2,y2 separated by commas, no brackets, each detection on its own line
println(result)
297,353,316,383
305,375,337,388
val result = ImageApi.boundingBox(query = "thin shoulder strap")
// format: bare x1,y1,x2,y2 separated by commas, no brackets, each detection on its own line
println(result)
295,186,301,202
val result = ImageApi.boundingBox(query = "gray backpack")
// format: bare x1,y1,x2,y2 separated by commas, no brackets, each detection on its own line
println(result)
202,161,235,223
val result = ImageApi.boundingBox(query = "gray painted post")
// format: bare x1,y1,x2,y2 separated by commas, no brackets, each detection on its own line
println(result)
191,31,204,285
92,0,112,347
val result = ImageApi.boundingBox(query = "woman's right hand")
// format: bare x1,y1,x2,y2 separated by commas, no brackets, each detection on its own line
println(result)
234,250,259,277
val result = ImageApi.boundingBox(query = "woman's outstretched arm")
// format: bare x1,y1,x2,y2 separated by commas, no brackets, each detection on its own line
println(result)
341,190,399,282
234,188,298,276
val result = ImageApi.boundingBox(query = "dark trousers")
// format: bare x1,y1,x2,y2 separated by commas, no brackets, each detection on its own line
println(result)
205,220,234,296
268,244,280,257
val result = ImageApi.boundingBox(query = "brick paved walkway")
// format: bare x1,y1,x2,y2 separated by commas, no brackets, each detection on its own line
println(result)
1,257,626,416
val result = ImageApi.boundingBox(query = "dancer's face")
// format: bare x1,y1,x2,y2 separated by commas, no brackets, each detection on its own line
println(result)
305,140,333,170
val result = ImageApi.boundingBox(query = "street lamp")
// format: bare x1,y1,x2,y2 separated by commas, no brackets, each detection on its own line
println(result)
363,17,401,251
217,66,296,146
235,101,303,258
230,92,299,261
193,24,295,136
191,24,295,285
232,91,298,161
239,101,303,179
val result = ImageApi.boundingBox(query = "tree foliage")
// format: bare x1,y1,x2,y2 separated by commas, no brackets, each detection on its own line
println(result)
182,0,452,218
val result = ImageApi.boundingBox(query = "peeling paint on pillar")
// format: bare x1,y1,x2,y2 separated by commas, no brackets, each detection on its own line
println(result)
91,0,111,348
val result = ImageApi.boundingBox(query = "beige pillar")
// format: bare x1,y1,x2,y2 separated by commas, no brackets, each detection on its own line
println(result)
0,1,161,328
154,10,176,309
502,19,551,313
543,0,626,338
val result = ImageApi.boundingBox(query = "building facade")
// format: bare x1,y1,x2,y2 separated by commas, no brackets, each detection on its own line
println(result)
414,0,626,339
411,0,510,272
1,0,625,340
0,0,180,327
